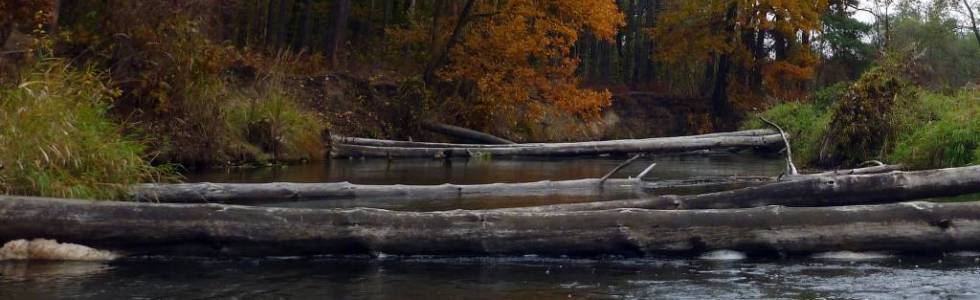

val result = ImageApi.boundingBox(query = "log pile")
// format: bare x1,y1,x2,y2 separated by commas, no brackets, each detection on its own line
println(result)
3,128,980,258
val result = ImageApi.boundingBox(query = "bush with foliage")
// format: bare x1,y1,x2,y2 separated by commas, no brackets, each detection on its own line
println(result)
0,59,171,199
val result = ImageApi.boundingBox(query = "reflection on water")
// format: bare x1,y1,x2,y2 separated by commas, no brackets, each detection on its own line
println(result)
2,256,979,299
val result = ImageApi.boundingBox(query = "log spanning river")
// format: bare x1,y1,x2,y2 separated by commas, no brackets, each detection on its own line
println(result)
3,153,980,299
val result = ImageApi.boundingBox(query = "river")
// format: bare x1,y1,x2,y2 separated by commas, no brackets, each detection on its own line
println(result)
2,153,979,299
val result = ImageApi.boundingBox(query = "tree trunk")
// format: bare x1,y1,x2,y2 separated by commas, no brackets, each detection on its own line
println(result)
963,0,980,49
3,197,980,257
710,4,738,130
500,165,980,213
330,133,784,158
132,178,651,203
420,121,514,144
423,0,475,84
324,0,351,68
332,129,777,148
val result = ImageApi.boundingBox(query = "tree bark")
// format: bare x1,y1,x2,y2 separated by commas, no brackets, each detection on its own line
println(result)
420,121,515,144
131,163,916,206
3,197,980,257
500,165,980,213
333,129,777,149
132,178,647,204
330,134,784,158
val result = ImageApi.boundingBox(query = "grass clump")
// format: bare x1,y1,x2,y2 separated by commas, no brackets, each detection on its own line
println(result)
225,79,328,164
0,59,171,199
890,89,980,168
741,83,841,166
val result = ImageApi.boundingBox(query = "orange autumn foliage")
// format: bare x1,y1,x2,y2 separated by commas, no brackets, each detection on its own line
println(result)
392,0,624,127
651,0,827,107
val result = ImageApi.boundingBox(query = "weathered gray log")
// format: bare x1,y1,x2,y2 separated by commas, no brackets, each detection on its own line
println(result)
132,175,782,204
760,117,799,175
790,164,905,178
132,179,646,203
331,134,785,158
332,129,779,149
499,165,980,212
421,121,515,144
2,196,980,257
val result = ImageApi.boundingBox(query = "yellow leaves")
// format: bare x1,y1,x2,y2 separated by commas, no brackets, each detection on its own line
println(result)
428,0,622,123
651,0,828,105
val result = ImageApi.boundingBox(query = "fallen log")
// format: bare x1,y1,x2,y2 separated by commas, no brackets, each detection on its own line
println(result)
499,165,980,212
421,121,515,144
132,175,782,204
131,162,911,205
790,164,905,178
132,179,645,203
331,134,785,158
2,196,980,257
331,129,779,149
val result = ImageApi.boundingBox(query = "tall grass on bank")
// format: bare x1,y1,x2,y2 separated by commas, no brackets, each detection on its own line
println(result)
890,89,980,168
741,83,843,166
0,60,169,199
746,84,980,169
225,77,327,163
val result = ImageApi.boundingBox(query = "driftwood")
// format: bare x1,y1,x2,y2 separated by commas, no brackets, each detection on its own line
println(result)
786,164,906,179
421,121,515,144
132,176,785,204
499,165,980,213
332,129,779,149
2,196,980,257
132,160,908,204
132,179,647,203
331,133,785,158
760,117,799,175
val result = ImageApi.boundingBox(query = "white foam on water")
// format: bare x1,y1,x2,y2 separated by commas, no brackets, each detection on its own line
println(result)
811,251,893,261
698,250,747,261
0,239,118,261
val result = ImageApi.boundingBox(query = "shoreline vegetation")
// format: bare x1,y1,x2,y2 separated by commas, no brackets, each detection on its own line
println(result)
742,52,980,170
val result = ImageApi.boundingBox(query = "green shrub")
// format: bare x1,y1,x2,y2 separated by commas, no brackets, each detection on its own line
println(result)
810,82,849,110
225,80,328,163
891,90,980,168
742,101,831,166
815,49,928,167
0,59,171,199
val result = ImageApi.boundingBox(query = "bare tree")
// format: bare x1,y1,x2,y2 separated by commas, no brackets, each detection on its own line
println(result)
961,0,980,48
324,0,351,68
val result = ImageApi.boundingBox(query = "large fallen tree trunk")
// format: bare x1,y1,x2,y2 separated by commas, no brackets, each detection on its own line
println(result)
2,196,980,257
331,129,778,149
499,165,980,213
332,134,785,158
421,121,515,144
131,179,648,203
131,163,919,205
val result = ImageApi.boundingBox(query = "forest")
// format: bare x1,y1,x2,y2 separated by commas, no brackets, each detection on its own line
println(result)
1,0,979,199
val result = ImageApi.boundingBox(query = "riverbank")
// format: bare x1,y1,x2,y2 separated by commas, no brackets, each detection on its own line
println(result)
743,52,980,170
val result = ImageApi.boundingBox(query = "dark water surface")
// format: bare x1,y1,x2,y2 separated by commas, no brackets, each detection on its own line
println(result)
3,255,980,299
5,154,980,299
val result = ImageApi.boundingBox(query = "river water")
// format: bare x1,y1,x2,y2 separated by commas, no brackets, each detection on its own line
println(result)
3,153,980,299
